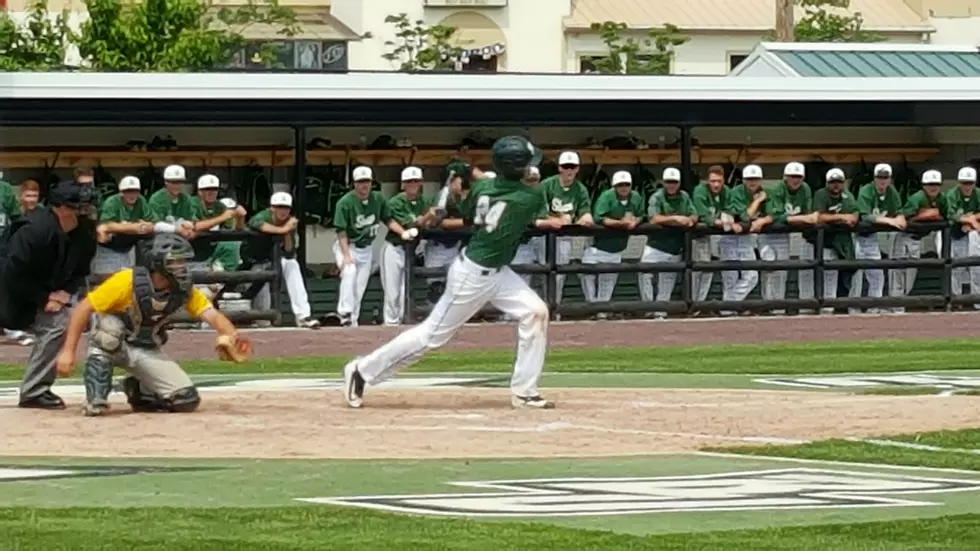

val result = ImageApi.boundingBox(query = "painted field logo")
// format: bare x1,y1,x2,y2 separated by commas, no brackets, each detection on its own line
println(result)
0,465,218,484
298,468,980,517
755,374,980,390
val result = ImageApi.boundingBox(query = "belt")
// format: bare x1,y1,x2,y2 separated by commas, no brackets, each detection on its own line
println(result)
458,251,498,277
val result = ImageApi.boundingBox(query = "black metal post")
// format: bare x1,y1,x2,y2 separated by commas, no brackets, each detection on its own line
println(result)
404,240,417,324
544,232,558,318
679,125,693,193
270,235,284,326
814,228,825,310
293,125,308,275
681,230,694,311
941,225,952,311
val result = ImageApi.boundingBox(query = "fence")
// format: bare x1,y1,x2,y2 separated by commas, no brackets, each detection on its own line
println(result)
86,231,283,325
403,221,976,322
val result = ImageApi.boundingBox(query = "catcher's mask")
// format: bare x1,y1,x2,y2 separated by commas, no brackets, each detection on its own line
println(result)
143,233,195,294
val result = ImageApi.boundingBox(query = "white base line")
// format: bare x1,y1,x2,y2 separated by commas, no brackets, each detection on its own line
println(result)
846,438,980,455
694,451,980,475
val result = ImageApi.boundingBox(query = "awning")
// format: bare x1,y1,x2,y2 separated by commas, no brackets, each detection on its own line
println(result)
437,11,507,61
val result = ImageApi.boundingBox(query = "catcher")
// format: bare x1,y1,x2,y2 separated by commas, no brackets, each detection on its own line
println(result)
54,233,251,417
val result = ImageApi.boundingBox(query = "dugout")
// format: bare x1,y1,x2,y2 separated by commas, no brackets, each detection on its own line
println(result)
2,72,980,322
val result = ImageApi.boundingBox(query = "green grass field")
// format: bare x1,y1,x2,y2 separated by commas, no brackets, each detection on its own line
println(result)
2,337,979,550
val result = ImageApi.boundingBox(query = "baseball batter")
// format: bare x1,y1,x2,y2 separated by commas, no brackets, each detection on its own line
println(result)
380,166,432,326
690,165,728,305
719,164,764,314
581,171,644,318
54,234,242,416
759,163,819,314
639,168,696,318
343,136,553,410
890,169,947,311
813,168,859,310
852,164,906,314
332,166,415,327
944,166,980,305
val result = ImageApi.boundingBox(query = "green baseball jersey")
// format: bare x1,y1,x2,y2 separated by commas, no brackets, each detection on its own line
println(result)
856,183,902,222
647,189,695,255
194,198,231,261
691,182,727,224
943,187,980,239
244,208,292,263
592,188,644,254
813,188,858,258
148,188,200,223
540,176,591,218
0,180,21,231
726,184,766,223
460,177,546,269
99,193,151,223
211,242,241,271
333,190,392,249
763,181,813,223
902,190,947,240
385,192,431,246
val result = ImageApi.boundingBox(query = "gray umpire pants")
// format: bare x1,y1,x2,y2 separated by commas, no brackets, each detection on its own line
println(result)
20,308,70,401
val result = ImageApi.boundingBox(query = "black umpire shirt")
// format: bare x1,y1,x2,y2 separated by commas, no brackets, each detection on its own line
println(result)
0,206,97,329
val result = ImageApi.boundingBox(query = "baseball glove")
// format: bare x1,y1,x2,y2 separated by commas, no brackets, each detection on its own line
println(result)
216,334,252,364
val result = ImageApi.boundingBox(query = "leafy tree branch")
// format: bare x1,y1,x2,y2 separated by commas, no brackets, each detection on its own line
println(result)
587,21,688,75
381,13,468,72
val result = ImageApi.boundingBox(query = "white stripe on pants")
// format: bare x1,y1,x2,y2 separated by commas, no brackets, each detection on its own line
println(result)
758,233,790,312
951,234,980,308
850,234,885,313
638,246,680,317
888,233,921,313
333,242,373,326
580,247,621,303
690,236,713,303
719,235,758,314
380,242,407,326
252,257,313,321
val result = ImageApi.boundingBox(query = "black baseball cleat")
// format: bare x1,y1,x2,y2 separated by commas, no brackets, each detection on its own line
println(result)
19,390,66,410
511,395,555,409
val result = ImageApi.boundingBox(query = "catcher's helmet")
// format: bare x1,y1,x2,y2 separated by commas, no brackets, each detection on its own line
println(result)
491,136,542,181
142,233,194,293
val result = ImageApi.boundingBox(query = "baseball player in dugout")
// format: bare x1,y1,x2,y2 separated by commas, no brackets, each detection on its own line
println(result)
813,168,859,313
18,179,41,214
245,191,319,328
93,176,153,276
639,167,697,318
193,174,247,300
148,165,200,240
852,163,906,314
512,166,544,288
343,136,553,410
55,233,247,417
423,162,474,304
890,169,947,312
380,166,433,326
690,165,728,308
718,164,765,315
0,181,97,410
331,166,416,327
580,170,644,319
944,166,980,307
759,162,819,314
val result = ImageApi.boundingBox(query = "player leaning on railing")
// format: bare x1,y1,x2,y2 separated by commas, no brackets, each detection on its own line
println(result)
690,165,728,309
890,169,947,312
813,168,859,313
943,166,980,308
718,164,765,315
851,164,906,315
93,176,153,276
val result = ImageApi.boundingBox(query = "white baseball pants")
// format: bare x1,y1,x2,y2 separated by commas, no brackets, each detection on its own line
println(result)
638,246,679,317
424,242,460,285
820,248,842,315
355,253,548,398
950,234,980,308
580,247,622,303
758,234,791,313
251,257,313,320
850,235,885,314
888,233,921,313
512,238,540,286
719,235,758,314
380,242,408,326
690,236,713,303
798,240,816,313
333,242,374,326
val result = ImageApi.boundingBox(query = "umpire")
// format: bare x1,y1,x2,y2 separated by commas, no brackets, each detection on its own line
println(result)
0,181,97,409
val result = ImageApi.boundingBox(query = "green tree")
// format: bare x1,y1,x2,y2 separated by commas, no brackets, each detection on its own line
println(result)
381,13,467,72
792,0,886,42
77,0,301,72
587,22,688,75
0,0,75,71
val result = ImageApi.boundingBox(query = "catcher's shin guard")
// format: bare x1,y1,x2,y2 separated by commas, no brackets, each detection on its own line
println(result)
83,353,114,408
123,377,200,413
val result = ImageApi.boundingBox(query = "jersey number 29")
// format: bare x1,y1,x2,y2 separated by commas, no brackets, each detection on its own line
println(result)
474,196,507,233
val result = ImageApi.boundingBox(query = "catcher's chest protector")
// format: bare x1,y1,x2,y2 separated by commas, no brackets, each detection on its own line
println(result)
124,267,186,348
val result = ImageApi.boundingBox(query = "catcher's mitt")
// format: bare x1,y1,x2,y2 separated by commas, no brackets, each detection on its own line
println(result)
216,334,252,364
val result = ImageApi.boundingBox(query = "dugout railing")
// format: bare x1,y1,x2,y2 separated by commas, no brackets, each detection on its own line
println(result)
404,221,969,322
86,230,284,325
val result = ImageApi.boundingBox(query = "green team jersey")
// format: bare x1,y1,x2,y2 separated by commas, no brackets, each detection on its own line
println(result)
191,198,229,261
902,190,947,240
813,188,858,258
385,192,431,246
856,183,902,221
0,180,21,231
691,182,727,224
99,193,151,223
763,181,813,223
943,187,980,239
592,188,645,254
726,184,766,223
244,208,294,263
647,189,695,255
460,177,546,269
527,175,593,244
333,190,392,249
148,188,199,223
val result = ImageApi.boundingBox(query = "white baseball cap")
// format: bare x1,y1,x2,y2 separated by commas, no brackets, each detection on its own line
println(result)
118,176,141,191
401,166,423,182
527,166,540,178
783,162,805,177
662,167,681,182
270,191,292,207
163,165,186,181
742,164,763,179
220,197,238,209
352,166,373,182
558,151,580,166
612,171,632,186
826,168,846,182
958,166,977,183
197,174,220,190
481,171,497,180
922,170,943,185
874,163,893,177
